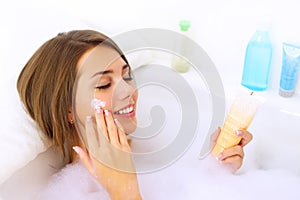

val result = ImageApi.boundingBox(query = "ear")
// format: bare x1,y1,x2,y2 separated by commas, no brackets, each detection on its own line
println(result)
68,107,74,124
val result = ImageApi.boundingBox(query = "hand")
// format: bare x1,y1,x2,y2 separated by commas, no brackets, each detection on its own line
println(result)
73,108,142,200
211,127,253,173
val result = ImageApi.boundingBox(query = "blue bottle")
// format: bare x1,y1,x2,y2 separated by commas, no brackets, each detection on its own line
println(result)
241,29,272,91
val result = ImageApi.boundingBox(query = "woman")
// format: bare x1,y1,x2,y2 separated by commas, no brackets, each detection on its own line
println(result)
17,30,252,199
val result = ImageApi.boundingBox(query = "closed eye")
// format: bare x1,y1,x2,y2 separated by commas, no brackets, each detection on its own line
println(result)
123,69,133,81
95,83,111,90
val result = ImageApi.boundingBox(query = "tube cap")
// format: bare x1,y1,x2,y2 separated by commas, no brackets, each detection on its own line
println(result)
179,20,191,31
279,88,294,97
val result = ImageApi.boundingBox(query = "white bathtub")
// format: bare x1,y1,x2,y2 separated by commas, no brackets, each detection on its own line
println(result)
245,90,300,175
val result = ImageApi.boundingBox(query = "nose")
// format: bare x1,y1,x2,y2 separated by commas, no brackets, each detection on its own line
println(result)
114,79,136,101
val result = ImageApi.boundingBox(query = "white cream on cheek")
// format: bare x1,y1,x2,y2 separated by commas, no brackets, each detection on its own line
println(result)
90,98,106,110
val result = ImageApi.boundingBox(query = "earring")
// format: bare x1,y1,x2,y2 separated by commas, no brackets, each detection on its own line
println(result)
69,119,74,124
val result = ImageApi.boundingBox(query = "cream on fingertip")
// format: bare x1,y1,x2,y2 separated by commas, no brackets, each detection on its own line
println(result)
86,116,93,122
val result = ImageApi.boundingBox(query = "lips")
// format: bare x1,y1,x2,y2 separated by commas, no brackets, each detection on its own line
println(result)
113,103,135,117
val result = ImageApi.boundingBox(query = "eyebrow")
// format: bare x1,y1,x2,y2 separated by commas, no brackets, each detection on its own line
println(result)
90,64,129,79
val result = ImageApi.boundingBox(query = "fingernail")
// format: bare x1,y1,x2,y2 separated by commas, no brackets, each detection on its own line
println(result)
90,98,106,110
217,153,223,160
236,130,243,136
72,146,80,154
96,107,102,114
104,109,109,116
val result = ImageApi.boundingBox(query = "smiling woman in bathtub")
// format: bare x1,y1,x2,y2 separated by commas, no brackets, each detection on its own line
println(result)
16,30,252,199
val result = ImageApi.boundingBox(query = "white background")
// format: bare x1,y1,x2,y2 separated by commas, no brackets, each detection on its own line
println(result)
1,0,300,96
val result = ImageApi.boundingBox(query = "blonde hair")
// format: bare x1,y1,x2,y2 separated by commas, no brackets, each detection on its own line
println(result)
17,30,126,162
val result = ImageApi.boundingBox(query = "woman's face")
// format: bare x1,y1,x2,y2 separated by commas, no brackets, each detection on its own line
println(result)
74,45,138,135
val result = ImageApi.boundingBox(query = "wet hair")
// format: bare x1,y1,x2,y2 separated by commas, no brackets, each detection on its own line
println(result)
17,30,127,162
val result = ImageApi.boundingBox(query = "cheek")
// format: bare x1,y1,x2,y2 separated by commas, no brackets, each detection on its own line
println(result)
94,91,113,111
133,90,138,102
74,83,94,123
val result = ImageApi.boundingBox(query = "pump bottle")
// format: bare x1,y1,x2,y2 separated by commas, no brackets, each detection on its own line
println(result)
172,20,191,73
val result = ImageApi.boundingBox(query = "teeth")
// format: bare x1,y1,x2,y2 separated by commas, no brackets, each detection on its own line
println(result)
116,105,134,114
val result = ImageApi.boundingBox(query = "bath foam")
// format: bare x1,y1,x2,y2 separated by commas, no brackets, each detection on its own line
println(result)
137,154,300,200
32,144,300,200
36,162,109,200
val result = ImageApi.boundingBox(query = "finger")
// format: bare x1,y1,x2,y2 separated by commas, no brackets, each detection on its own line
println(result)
115,119,131,151
210,127,221,143
114,118,125,133
220,155,243,172
73,146,96,177
118,129,128,147
85,116,100,153
94,107,109,141
217,145,244,161
114,118,126,144
236,130,253,147
104,110,119,146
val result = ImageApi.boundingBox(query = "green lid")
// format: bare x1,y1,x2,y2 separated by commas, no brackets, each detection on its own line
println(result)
179,20,191,31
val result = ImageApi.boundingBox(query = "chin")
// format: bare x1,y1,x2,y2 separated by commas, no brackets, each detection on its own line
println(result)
125,127,137,135
125,123,137,135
